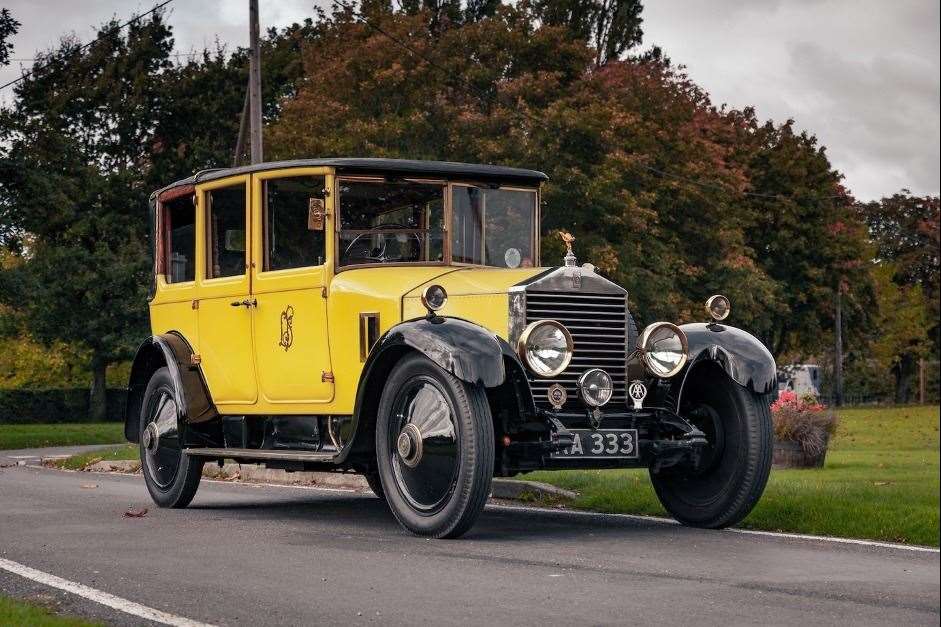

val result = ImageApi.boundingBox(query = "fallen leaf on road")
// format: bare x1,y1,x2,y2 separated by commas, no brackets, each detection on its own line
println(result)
81,484,98,489
124,507,149,518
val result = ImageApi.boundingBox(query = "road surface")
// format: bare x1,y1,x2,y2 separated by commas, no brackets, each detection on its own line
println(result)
1,464,938,626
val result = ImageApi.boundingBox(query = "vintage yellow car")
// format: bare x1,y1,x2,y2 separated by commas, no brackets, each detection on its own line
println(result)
126,158,777,538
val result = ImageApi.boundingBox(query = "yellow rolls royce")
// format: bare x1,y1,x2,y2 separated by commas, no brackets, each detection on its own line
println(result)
126,158,777,538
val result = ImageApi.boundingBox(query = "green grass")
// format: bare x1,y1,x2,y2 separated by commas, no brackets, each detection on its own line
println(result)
0,422,125,450
52,443,139,470
0,595,101,627
527,405,941,546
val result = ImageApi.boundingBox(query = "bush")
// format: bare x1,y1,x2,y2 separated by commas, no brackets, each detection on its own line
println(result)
0,388,126,424
771,390,838,456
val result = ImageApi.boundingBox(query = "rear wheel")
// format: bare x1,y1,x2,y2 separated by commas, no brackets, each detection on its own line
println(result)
139,367,204,508
375,353,494,538
650,368,772,528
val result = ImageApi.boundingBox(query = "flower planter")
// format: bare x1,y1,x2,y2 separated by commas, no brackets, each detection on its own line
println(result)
772,437,828,469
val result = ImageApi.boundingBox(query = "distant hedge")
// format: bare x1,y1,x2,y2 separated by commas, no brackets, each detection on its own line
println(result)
0,388,126,424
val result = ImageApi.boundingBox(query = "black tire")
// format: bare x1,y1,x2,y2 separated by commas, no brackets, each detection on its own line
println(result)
139,367,204,508
375,353,494,538
364,471,385,500
650,369,772,528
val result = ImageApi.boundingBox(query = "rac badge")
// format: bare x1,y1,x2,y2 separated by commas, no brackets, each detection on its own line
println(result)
279,305,294,351
547,383,567,410
628,380,648,410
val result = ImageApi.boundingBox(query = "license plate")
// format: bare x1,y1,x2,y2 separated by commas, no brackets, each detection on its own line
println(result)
551,429,639,459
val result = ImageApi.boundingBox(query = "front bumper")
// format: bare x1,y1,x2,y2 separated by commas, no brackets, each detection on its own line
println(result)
501,407,708,474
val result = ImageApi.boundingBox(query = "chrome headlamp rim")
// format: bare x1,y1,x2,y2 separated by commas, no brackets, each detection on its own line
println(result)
420,284,448,312
578,368,614,408
517,319,574,378
638,321,689,378
705,294,731,321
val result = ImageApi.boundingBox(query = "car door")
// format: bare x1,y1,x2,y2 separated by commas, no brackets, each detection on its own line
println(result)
250,168,334,405
195,175,258,406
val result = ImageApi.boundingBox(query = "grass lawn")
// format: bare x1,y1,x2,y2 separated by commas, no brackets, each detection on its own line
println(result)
0,595,101,627
53,443,138,470
527,405,940,547
0,422,125,450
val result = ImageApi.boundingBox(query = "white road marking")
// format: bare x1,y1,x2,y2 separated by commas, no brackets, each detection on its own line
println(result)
0,557,217,627
486,503,941,554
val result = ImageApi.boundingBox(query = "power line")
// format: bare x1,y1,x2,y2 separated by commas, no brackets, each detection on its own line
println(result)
331,0,844,201
0,0,176,92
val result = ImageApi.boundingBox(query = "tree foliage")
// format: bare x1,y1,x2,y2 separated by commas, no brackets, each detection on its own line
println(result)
0,7,18,67
268,4,869,356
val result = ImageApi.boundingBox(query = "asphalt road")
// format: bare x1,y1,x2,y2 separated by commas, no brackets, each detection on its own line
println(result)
1,464,938,626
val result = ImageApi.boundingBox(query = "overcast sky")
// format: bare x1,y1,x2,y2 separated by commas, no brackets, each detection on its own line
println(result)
2,0,938,201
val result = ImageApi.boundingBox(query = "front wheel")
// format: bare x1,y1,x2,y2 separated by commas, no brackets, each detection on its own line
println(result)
650,368,772,528
375,353,494,538
139,367,204,508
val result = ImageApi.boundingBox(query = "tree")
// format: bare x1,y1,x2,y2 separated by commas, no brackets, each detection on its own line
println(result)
528,0,643,65
0,14,174,419
0,7,18,66
0,13,323,411
733,118,875,358
861,191,940,354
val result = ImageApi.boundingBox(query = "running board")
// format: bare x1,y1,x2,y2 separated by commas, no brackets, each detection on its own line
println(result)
184,448,338,463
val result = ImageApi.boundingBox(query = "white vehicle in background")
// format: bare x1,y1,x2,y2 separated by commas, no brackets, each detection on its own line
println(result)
777,364,822,398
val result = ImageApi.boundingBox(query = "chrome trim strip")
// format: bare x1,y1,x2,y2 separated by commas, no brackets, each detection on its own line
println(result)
185,448,338,462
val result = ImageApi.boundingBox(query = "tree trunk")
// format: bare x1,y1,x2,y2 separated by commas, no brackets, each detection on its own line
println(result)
834,287,843,407
894,353,916,405
89,359,108,422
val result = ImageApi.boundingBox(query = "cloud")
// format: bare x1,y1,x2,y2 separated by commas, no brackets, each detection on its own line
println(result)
3,0,938,200
642,0,940,201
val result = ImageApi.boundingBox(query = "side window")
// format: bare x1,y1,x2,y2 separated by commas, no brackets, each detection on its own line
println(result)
206,184,247,279
263,176,326,271
162,194,195,283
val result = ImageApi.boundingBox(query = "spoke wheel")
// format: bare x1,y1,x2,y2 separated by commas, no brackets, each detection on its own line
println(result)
376,354,494,539
139,367,204,508
388,377,460,514
650,366,772,528
142,391,183,489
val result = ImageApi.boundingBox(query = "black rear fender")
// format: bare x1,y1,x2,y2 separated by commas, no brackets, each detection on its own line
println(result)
125,333,217,442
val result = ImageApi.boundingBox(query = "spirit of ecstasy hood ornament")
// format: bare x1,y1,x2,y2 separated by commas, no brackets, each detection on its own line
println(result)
559,231,577,267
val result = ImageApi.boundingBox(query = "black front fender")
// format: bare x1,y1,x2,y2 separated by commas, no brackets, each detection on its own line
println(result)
376,316,507,387
677,323,777,404
338,316,509,465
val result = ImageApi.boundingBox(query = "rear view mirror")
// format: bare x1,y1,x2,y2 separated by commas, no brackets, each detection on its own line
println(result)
308,198,325,231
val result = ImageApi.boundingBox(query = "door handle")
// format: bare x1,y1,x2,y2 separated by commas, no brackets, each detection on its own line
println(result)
230,299,257,308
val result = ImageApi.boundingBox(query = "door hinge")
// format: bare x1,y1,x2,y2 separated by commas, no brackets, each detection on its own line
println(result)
190,354,202,365
321,371,335,383
191,300,199,310
321,286,327,298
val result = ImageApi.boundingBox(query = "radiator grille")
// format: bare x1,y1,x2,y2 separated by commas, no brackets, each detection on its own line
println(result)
525,291,628,410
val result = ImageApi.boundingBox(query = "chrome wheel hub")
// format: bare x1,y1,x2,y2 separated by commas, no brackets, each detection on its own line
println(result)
397,423,423,468
142,422,159,453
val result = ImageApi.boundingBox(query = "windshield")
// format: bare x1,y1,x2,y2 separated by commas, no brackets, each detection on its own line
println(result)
336,179,537,268
452,186,536,268
338,180,445,267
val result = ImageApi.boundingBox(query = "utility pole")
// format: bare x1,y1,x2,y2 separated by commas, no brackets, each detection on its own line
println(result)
248,0,263,164
834,285,843,407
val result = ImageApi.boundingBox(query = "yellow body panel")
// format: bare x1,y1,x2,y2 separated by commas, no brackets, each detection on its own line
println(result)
402,267,544,339
150,167,545,416
249,168,335,407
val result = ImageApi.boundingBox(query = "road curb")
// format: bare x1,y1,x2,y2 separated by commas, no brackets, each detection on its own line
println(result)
68,458,579,502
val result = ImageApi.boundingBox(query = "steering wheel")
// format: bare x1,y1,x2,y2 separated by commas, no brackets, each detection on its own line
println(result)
343,224,424,264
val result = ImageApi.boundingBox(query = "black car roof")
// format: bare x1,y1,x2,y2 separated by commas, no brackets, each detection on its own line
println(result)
157,158,548,195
